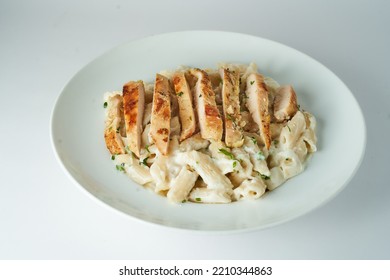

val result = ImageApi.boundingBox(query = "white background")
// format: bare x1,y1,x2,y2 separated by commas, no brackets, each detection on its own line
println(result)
1,0,389,259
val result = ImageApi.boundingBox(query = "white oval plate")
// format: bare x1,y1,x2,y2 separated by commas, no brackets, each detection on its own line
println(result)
51,31,365,232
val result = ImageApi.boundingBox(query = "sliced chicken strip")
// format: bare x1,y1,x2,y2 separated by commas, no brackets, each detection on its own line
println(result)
190,68,223,141
273,85,298,122
172,72,196,141
123,81,145,157
104,93,126,155
245,73,271,149
220,68,244,148
149,74,171,155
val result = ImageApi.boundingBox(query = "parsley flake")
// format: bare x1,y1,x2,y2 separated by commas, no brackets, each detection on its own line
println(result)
218,148,235,160
233,161,237,168
260,173,270,180
287,125,291,132
111,155,115,160
103,102,107,108
140,157,149,166
256,151,265,161
181,199,187,203
250,81,255,85
116,164,125,172
195,197,201,202
177,91,184,97
227,114,239,129
250,137,257,145
145,145,150,153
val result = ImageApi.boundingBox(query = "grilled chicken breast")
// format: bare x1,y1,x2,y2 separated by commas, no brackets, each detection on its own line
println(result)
190,68,222,141
149,74,172,155
123,81,145,157
172,72,196,141
273,85,298,122
104,93,126,155
245,73,271,149
220,68,244,148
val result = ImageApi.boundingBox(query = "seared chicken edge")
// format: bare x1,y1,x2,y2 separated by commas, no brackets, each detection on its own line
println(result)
190,68,223,142
123,81,145,157
149,74,172,155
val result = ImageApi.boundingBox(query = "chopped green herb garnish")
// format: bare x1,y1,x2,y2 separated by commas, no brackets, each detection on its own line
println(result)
199,94,202,98
140,157,149,166
285,158,291,161
195,197,201,202
226,114,234,121
218,148,235,160
177,91,184,97
227,114,239,129
287,125,291,132
256,151,265,161
250,81,255,85
260,173,270,180
196,161,199,164
273,140,279,145
145,145,150,153
250,137,257,145
233,161,237,168
297,104,301,110
181,199,187,203
111,155,115,160
116,164,125,172
103,102,107,108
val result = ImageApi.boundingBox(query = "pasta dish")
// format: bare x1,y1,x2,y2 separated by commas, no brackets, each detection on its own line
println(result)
103,63,317,203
